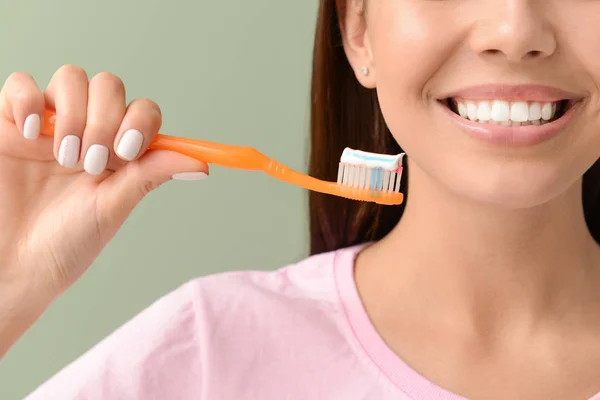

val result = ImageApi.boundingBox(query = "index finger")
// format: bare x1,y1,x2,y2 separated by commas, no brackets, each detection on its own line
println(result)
0,72,45,139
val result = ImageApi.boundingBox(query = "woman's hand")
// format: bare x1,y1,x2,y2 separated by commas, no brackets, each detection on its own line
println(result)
0,65,208,356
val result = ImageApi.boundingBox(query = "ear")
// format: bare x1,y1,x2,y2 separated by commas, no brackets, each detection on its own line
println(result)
340,0,376,89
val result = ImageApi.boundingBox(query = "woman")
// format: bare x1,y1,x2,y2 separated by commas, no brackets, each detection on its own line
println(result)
2,0,600,398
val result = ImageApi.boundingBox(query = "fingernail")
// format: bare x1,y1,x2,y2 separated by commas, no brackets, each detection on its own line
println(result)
116,129,143,161
58,135,81,168
84,144,109,176
23,114,40,140
171,172,209,181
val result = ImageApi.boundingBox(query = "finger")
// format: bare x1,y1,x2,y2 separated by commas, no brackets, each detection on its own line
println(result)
44,65,89,168
110,98,162,165
79,72,127,175
99,149,209,223
0,72,45,140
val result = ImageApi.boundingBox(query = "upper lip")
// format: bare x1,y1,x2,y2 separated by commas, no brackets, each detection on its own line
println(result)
439,84,584,103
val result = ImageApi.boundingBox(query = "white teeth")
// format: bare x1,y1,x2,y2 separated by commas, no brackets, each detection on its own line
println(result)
510,102,529,122
528,103,542,120
541,103,553,120
467,102,478,121
458,103,467,118
477,101,491,121
491,101,510,122
453,99,560,125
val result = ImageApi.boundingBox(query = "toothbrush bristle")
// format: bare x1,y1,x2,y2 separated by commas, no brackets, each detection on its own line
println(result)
337,163,403,194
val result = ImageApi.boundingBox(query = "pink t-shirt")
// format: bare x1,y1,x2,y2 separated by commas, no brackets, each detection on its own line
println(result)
26,245,600,399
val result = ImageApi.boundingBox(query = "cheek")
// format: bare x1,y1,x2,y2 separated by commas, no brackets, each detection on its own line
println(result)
558,3,600,74
369,2,463,99
555,6,600,189
556,8,600,124
368,4,463,152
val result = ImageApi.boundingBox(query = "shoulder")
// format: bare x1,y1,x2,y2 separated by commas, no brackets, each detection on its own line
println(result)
26,246,361,400
185,247,343,312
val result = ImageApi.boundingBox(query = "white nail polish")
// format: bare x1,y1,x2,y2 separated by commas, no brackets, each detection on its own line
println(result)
116,129,144,161
58,135,81,168
172,172,208,181
23,114,40,140
84,144,109,176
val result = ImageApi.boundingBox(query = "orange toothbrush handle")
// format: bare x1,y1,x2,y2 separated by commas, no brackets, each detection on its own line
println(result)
42,109,267,170
41,109,404,205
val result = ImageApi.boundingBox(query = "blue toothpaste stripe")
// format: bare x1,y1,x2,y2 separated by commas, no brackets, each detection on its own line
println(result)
343,148,402,170
371,168,383,191
358,153,398,162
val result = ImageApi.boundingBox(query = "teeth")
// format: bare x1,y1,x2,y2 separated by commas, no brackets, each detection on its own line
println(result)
467,102,478,121
458,103,467,118
528,103,542,120
510,102,529,122
477,101,491,121
541,103,553,120
453,99,560,125
491,101,510,122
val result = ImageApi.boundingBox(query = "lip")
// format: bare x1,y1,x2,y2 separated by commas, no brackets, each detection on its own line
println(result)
439,84,584,102
438,99,581,147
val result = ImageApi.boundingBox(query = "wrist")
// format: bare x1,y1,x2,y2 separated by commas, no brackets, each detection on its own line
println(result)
0,279,53,358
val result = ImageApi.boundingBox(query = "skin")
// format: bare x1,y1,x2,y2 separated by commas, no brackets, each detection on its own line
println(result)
342,0,600,398
0,66,208,357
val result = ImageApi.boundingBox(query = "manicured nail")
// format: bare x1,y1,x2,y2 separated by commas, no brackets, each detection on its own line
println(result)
84,144,109,175
58,135,81,167
171,172,208,181
23,114,40,140
116,129,143,161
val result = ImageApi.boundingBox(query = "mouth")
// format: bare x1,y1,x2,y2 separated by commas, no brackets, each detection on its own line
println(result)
441,98,576,127
436,94,582,146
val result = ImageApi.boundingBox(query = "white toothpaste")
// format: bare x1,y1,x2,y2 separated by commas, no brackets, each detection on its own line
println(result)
340,148,404,171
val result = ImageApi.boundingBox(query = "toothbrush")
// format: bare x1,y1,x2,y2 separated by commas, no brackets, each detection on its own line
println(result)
338,148,404,196
41,109,404,205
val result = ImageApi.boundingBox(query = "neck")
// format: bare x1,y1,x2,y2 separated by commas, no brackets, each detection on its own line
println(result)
358,166,600,334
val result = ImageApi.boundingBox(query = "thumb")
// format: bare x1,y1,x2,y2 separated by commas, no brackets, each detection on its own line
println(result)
99,150,209,219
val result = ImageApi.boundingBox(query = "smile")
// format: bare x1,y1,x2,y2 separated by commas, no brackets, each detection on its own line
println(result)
437,85,583,146
446,99,574,126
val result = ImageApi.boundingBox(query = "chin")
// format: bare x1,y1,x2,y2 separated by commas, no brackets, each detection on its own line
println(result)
435,159,581,209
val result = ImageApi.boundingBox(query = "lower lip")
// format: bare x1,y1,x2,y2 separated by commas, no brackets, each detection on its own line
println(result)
439,101,580,146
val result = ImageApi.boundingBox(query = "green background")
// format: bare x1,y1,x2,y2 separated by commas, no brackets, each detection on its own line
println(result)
0,1,317,398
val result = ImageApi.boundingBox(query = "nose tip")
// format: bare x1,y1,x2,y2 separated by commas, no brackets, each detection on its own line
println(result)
482,48,547,63
470,9,557,63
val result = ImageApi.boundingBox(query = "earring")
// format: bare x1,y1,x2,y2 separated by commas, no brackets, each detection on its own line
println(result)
360,66,369,76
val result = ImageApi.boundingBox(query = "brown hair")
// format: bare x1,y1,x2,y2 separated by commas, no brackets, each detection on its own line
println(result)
308,0,600,255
